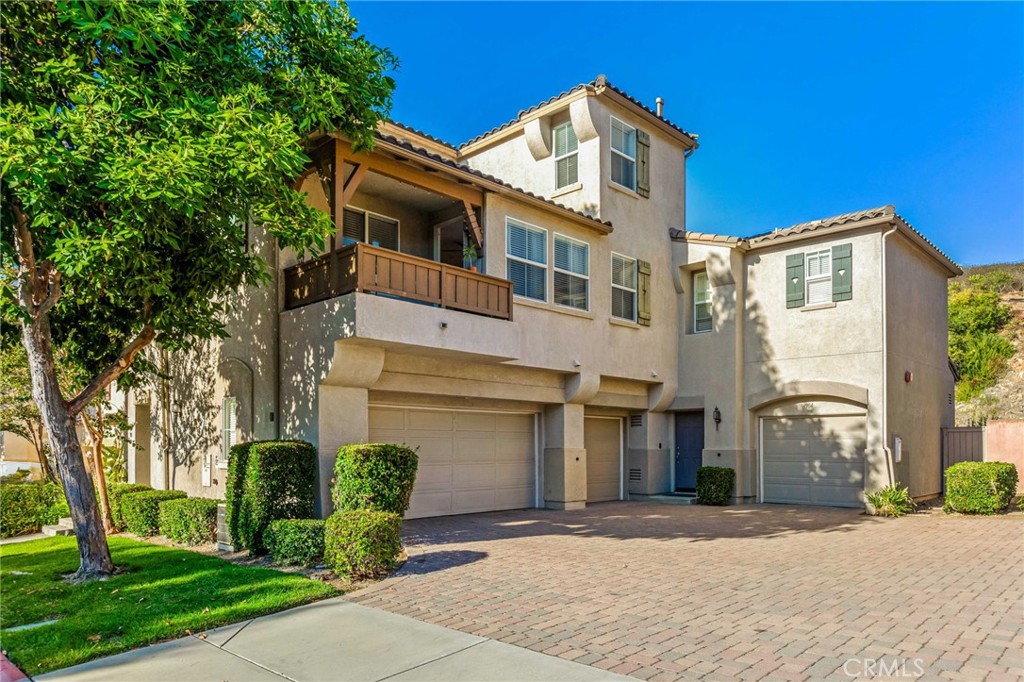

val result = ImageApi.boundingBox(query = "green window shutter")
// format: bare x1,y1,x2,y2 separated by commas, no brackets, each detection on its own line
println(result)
636,130,651,198
786,253,805,308
832,243,852,302
637,259,652,326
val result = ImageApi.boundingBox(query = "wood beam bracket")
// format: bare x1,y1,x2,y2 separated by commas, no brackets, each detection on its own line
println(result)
463,201,483,248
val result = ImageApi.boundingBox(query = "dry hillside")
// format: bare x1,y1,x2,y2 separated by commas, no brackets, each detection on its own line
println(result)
954,263,1024,425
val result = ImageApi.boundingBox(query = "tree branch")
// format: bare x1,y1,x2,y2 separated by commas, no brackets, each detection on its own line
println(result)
11,202,38,311
67,325,157,417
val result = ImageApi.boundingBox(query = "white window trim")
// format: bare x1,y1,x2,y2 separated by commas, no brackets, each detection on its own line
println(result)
553,122,579,190
805,249,832,305
552,232,590,312
611,252,638,322
506,217,548,303
693,270,713,334
344,204,402,251
220,396,238,466
610,116,637,191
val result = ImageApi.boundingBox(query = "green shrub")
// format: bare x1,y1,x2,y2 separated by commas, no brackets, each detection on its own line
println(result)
266,519,326,566
944,462,1019,514
108,483,153,530
333,443,418,515
324,510,402,579
158,497,220,545
0,483,62,537
227,441,318,553
866,483,916,517
696,466,735,505
122,490,187,535
43,499,71,525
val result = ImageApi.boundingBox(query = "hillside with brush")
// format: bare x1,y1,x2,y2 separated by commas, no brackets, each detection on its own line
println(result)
951,262,1024,425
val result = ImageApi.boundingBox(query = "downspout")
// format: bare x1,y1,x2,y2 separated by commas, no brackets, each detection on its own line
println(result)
880,224,898,486
733,247,747,501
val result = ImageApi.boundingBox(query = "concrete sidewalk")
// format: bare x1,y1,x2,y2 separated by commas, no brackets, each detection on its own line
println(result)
38,598,636,682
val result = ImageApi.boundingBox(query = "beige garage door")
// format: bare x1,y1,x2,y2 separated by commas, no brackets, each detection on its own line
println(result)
761,414,867,508
368,407,535,519
585,417,622,502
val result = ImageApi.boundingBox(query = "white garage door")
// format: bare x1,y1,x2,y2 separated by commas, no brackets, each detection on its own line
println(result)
761,414,867,508
585,417,622,503
368,407,536,519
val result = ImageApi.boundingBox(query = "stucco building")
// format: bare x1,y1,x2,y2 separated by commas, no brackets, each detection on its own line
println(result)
125,76,960,516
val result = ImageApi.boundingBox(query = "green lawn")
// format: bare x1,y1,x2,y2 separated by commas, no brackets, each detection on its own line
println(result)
0,536,336,674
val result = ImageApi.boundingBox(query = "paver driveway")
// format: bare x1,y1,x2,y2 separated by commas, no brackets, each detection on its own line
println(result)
350,502,1024,682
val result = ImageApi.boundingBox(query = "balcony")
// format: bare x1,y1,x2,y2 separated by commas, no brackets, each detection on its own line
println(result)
283,242,513,321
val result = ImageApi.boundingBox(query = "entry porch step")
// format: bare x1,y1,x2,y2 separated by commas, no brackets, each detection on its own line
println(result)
635,493,698,506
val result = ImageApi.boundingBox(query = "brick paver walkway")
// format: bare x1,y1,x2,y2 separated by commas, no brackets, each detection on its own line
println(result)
350,502,1024,682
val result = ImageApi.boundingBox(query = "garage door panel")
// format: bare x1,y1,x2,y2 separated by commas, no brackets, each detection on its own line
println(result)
370,407,536,519
762,414,866,508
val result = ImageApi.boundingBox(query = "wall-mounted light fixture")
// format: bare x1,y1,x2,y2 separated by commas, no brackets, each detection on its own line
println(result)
713,406,722,430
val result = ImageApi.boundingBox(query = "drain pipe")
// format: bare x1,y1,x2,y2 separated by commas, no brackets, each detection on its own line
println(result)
880,223,898,486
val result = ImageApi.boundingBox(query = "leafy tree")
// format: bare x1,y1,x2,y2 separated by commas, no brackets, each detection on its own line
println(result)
1,1,395,578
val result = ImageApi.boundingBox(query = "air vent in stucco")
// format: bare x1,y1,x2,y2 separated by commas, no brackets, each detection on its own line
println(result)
629,468,642,481
630,414,643,428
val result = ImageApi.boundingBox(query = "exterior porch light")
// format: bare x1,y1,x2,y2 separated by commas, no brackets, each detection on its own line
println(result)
713,406,721,430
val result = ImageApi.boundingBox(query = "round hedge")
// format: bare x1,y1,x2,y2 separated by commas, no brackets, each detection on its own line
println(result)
324,509,401,579
333,444,418,515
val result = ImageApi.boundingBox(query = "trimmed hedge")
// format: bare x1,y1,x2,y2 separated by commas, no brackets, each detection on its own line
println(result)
108,483,153,531
266,519,326,566
333,444,418,515
226,441,318,553
944,461,1019,514
324,510,402,579
122,490,187,535
159,497,220,545
0,483,62,537
696,466,735,506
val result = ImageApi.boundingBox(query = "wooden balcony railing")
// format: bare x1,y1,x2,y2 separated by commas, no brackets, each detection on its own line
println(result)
283,242,512,320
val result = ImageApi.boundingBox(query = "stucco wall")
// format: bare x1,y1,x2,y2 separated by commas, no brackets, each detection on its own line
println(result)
885,231,955,497
982,421,1024,493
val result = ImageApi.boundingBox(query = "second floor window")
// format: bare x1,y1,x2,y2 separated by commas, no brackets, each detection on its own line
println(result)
806,250,832,305
342,207,399,251
693,271,712,332
611,253,637,321
553,234,589,310
553,122,578,189
611,117,637,191
507,220,547,301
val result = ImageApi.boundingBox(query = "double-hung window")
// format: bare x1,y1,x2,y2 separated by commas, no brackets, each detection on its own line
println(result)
611,253,637,321
220,396,238,465
805,249,832,305
553,234,589,311
506,220,547,301
693,271,712,332
610,117,637,191
553,122,579,189
342,207,399,251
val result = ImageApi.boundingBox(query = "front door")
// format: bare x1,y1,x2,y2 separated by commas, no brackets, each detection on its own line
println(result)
674,412,704,491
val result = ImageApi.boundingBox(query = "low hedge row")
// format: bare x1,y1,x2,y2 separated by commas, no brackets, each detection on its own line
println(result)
108,483,153,530
159,497,221,545
696,466,735,505
266,519,326,566
945,461,1018,514
0,483,64,538
121,490,187,536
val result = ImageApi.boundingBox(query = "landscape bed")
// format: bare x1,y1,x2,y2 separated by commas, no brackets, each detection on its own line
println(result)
0,536,336,674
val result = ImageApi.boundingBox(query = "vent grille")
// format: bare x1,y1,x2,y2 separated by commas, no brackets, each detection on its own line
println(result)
628,468,642,482
630,414,644,428
948,393,953,406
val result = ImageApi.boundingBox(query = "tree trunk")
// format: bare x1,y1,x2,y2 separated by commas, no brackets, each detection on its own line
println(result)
21,315,114,579
82,408,115,534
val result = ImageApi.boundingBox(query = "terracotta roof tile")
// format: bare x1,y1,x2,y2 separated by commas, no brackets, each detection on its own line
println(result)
459,76,697,149
384,120,458,153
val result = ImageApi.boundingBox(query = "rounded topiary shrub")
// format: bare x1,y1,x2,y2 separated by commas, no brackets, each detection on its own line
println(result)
158,497,220,545
324,510,402,579
696,466,735,506
108,483,153,531
333,444,418,515
226,441,318,553
0,482,62,538
122,490,187,536
266,519,326,566
944,461,1019,514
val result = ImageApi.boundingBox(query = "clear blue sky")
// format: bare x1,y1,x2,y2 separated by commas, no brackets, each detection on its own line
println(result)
349,1,1023,266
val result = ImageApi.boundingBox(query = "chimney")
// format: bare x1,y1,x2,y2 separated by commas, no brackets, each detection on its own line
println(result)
656,97,664,117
